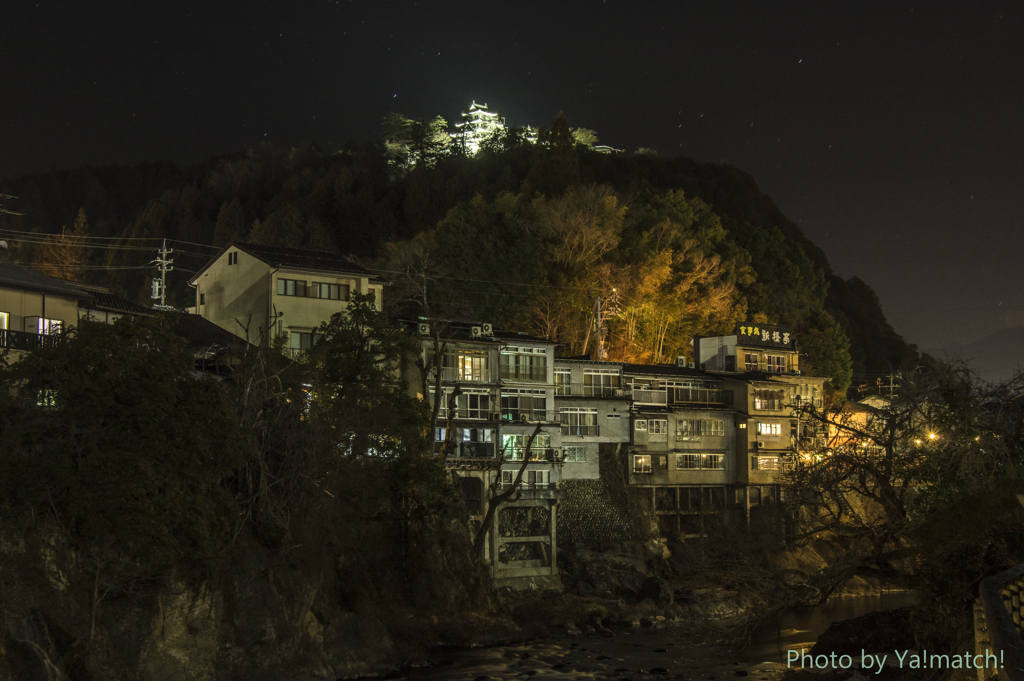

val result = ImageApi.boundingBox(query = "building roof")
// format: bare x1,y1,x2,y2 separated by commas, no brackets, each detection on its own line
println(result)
189,241,387,284
0,261,93,299
74,284,153,316
169,313,252,352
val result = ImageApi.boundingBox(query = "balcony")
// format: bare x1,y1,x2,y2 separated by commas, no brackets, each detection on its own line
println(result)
0,329,60,351
499,366,547,382
632,388,668,405
501,409,559,423
497,480,558,491
439,367,491,383
506,448,560,462
560,424,600,437
458,442,496,458
437,409,502,421
669,387,732,407
554,383,629,398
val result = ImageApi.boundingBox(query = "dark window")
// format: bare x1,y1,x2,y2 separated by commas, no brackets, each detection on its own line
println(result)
199,293,206,305
459,477,483,515
277,279,307,297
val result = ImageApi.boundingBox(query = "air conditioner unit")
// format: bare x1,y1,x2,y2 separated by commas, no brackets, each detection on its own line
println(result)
418,323,430,335
676,356,687,367
519,414,529,423
756,441,766,449
491,412,502,421
613,389,626,397
688,362,695,369
471,326,482,337
482,323,493,336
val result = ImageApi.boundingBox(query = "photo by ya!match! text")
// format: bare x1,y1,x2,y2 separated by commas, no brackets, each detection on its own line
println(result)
787,649,1004,674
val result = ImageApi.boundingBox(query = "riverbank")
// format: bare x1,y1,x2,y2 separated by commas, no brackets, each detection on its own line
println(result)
381,585,918,681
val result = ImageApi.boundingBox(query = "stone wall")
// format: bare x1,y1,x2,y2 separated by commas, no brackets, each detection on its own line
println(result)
557,479,635,545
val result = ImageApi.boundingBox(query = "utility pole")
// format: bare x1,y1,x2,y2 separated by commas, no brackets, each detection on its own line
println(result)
151,238,175,311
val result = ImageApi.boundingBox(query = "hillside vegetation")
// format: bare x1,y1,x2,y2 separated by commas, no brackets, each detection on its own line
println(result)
0,114,920,393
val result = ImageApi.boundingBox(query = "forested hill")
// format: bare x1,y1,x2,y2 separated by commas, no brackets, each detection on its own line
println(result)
0,123,918,394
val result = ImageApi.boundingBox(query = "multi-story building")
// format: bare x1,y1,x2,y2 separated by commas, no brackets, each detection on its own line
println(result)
620,363,742,533
552,358,631,480
0,261,90,353
189,242,387,351
695,323,829,518
406,319,563,588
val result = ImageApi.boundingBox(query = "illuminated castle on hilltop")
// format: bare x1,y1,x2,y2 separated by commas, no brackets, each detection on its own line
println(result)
453,101,505,155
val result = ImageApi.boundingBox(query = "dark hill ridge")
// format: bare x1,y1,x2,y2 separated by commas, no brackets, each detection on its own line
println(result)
0,139,918,385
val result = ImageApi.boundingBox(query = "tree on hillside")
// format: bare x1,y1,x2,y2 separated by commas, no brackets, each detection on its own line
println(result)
36,207,89,280
212,197,247,246
382,113,452,173
0,316,252,576
783,362,1024,642
525,112,580,195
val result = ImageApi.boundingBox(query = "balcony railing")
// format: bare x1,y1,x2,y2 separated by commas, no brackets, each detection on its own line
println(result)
554,383,629,398
668,388,732,407
560,424,600,437
0,329,60,351
499,366,547,382
501,409,559,423
458,442,496,458
437,409,502,421
496,480,559,491
439,367,491,383
632,388,668,405
505,448,559,462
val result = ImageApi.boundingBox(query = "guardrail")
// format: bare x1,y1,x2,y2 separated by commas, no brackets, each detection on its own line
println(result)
554,383,629,398
976,562,1024,681
560,424,599,437
669,387,732,407
0,329,60,351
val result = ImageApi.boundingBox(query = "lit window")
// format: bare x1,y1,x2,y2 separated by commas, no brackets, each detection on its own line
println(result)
0,311,8,330
633,454,652,473
702,454,725,470
648,419,668,434
635,420,647,431
756,422,782,436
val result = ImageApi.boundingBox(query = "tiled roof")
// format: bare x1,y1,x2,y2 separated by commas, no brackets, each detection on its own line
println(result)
189,241,387,285
0,261,93,299
170,313,252,351
79,290,153,316
234,242,377,274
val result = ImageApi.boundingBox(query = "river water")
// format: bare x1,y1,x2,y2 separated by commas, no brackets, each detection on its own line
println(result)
400,592,918,680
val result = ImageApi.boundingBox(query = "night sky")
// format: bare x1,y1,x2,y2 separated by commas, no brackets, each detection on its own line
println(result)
2,1,1022,361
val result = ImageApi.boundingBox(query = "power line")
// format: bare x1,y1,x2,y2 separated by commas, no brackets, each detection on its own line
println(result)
0,227,219,250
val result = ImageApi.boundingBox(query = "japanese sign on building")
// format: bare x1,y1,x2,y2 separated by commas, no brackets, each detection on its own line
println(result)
734,322,794,349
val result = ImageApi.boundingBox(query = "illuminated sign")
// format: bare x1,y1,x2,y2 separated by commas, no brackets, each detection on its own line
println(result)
734,323,793,349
